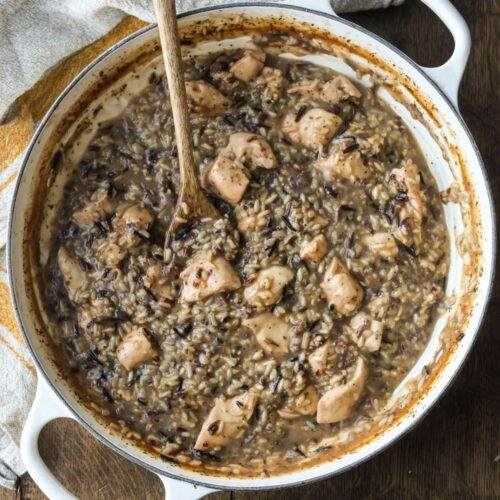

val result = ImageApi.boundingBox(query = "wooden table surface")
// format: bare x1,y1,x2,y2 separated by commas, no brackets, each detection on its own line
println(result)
2,1,499,498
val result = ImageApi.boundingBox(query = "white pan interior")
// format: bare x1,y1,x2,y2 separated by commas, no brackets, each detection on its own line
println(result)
9,5,494,490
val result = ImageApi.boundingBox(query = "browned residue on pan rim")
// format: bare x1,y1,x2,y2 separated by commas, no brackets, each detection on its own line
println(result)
19,11,484,480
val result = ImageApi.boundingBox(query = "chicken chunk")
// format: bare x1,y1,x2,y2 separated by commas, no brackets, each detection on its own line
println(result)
194,390,258,450
317,357,368,424
391,160,427,246
362,232,398,261
349,312,383,352
227,132,277,169
244,266,294,307
180,253,241,303
57,247,87,301
242,313,291,358
321,257,363,316
115,204,153,231
207,154,249,205
322,75,362,102
300,234,328,263
230,49,265,81
116,327,156,370
289,75,361,104
73,188,114,227
282,108,342,149
143,263,174,301
185,80,230,115
278,386,319,419
308,342,332,377
313,138,369,182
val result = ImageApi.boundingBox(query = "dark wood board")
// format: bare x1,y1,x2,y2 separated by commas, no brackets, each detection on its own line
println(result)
2,1,498,498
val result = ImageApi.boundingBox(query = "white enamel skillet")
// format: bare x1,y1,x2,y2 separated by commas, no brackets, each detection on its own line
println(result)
8,1,495,498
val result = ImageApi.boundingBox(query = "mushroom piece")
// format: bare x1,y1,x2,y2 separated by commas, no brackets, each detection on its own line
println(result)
57,247,87,301
316,357,368,424
116,327,156,370
77,304,107,335
207,153,249,205
362,232,398,261
227,132,277,170
278,386,319,419
229,49,265,82
348,312,383,352
308,342,332,377
321,257,363,316
180,252,241,303
194,390,258,451
313,138,369,183
243,266,294,307
185,80,230,115
242,313,291,358
289,75,361,104
255,66,287,86
115,204,153,231
73,188,114,227
391,160,427,246
143,263,174,302
300,234,328,263
282,108,343,149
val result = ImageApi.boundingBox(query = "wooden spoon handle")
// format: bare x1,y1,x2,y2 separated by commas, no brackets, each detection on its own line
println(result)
153,0,198,193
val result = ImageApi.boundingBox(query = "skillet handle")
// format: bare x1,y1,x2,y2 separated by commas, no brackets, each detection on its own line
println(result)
22,374,219,499
415,0,471,109
156,474,218,499
20,374,78,500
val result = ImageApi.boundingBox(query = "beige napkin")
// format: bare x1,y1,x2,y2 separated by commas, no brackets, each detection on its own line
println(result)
0,0,403,490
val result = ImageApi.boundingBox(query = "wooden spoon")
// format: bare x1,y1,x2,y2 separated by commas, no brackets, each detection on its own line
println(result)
153,0,219,258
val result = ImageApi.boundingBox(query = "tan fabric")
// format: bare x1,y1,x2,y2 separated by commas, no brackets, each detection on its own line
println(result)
0,16,146,490
0,15,146,361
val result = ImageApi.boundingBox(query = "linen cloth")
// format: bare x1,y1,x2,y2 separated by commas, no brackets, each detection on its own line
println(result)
0,0,403,490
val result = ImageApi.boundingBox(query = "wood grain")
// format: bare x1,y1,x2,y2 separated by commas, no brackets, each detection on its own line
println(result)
2,1,498,498
153,0,219,251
